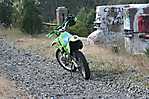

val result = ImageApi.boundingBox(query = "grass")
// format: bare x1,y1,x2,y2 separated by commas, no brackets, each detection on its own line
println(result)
82,45,149,76
83,45,129,73
0,28,55,58
0,76,26,98
0,28,28,41
15,37,55,58
0,77,16,97
83,45,149,88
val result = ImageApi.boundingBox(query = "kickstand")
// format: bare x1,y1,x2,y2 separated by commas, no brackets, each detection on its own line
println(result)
70,65,73,78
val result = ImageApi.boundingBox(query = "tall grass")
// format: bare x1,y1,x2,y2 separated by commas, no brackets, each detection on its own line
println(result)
83,45,149,75
0,28,28,41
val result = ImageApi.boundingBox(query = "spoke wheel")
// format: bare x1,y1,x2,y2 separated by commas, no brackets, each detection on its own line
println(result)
74,51,90,80
56,49,76,72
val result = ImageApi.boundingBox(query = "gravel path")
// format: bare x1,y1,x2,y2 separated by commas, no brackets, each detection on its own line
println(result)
0,39,148,99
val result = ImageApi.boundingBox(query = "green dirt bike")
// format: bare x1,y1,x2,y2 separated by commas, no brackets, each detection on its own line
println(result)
47,16,90,80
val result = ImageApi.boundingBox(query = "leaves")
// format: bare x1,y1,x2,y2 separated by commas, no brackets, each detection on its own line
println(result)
0,0,13,27
0,0,148,35
21,0,43,35
69,8,95,37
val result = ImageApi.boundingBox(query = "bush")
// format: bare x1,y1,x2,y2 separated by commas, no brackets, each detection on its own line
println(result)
21,0,43,35
69,8,95,37
0,0,13,27
69,21,89,37
144,48,149,57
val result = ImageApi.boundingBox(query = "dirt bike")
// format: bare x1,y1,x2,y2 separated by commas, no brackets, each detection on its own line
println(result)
47,16,90,80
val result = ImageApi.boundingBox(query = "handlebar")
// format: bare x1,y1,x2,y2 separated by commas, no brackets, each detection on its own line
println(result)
47,30,59,38
47,20,69,38
47,15,76,38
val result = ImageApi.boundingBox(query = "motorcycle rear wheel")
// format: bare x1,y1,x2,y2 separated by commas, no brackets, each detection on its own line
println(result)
74,51,90,80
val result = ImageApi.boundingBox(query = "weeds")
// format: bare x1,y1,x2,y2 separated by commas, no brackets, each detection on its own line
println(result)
144,48,149,57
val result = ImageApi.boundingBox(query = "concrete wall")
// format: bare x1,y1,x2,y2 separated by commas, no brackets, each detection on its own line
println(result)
56,7,68,25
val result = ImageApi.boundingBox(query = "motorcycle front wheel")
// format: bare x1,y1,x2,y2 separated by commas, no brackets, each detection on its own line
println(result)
56,49,77,72
56,49,90,80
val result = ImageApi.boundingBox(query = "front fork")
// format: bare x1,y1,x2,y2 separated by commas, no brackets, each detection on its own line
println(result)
70,51,80,68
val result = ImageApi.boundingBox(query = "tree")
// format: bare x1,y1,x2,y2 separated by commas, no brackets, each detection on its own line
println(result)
36,0,96,22
21,0,43,35
12,0,23,26
70,8,95,37
86,9,96,33
0,0,13,27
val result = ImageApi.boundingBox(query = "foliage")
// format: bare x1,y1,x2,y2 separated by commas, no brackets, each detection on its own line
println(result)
12,0,23,27
144,48,149,57
21,0,43,35
86,9,96,33
69,8,95,37
69,21,89,37
37,0,96,21
0,0,13,27
0,0,149,35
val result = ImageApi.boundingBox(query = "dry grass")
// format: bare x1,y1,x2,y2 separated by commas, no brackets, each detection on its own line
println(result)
83,45,149,88
15,37,55,58
83,45,149,75
0,76,26,98
0,28,55,58
0,77,16,97
0,28,28,41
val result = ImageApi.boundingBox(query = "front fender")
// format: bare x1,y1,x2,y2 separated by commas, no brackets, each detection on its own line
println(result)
51,38,60,48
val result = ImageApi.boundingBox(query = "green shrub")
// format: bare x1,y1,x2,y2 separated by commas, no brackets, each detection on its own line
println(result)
144,48,149,57
69,21,89,37
0,0,13,27
69,8,95,37
21,0,43,35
